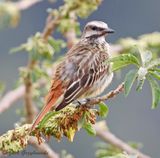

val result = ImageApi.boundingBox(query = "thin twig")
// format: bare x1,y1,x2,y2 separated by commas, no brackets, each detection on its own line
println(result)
82,82,124,107
41,14,59,41
95,121,151,158
29,137,59,158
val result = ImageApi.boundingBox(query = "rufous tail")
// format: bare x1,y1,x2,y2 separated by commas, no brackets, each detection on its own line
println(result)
31,80,63,131
31,102,54,131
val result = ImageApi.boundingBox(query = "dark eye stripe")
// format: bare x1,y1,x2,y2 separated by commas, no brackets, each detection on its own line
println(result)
90,25,104,31
91,26,97,30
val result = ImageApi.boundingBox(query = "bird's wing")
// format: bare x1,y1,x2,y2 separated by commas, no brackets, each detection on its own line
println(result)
55,46,104,111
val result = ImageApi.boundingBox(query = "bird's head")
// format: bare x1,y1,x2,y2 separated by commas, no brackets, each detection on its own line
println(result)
81,21,114,41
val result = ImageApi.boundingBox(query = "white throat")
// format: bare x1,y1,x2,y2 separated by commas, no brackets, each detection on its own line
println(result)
95,36,106,44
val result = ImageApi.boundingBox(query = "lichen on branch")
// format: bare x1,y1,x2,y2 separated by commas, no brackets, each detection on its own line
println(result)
0,105,98,153
0,124,31,154
32,105,98,142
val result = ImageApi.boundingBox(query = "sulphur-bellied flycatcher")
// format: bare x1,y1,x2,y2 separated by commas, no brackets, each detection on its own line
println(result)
31,21,114,130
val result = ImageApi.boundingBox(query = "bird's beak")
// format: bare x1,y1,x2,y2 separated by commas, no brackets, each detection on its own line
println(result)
106,27,115,34
101,27,115,36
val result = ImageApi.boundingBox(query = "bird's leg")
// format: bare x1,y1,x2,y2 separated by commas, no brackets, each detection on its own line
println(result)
72,100,81,107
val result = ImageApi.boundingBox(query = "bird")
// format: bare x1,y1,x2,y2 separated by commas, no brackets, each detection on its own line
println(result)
31,20,114,130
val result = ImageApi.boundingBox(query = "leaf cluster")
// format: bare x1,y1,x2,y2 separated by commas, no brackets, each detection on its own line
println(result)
111,46,160,108
11,33,56,61
118,32,160,58
32,105,98,142
50,0,102,34
0,2,20,29
0,124,31,153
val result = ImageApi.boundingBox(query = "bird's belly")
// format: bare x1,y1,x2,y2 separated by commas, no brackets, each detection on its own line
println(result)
82,72,113,98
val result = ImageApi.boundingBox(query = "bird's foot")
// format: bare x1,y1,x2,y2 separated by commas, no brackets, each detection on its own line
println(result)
74,98,91,109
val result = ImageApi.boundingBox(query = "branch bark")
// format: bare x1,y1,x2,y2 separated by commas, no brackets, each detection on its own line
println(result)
41,14,59,41
24,60,38,123
0,79,47,114
95,121,151,158
29,137,59,158
0,85,25,113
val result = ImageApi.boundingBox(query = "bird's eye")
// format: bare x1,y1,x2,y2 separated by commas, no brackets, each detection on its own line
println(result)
91,26,97,30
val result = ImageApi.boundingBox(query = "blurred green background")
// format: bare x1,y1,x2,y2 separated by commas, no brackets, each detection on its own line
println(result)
0,0,160,157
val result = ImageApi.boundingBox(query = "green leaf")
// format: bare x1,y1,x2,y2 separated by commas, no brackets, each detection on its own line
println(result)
124,69,138,96
110,54,140,72
153,67,160,73
149,71,160,80
65,127,76,142
147,76,160,108
38,111,59,129
10,44,26,54
48,37,66,53
83,122,96,136
136,79,145,92
98,102,109,117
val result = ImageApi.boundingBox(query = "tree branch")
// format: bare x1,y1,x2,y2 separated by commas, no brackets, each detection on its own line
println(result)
0,85,25,113
29,137,59,158
41,14,59,41
23,60,38,123
95,121,151,158
0,79,47,114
